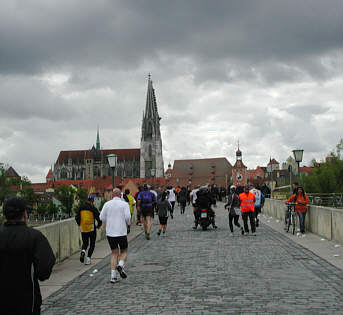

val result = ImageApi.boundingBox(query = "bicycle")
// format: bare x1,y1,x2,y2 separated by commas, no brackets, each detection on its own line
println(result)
285,202,297,235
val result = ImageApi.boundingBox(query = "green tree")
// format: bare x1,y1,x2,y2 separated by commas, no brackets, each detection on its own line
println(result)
303,154,343,193
99,198,107,211
0,163,13,206
46,200,59,216
20,187,37,209
36,202,48,216
76,187,88,204
54,185,76,217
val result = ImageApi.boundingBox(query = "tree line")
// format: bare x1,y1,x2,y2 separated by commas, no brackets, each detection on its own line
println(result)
0,163,94,219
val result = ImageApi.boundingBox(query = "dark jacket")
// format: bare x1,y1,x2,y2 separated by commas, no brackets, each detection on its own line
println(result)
196,189,215,209
75,201,102,233
178,189,188,203
0,222,56,315
156,199,172,217
225,193,241,215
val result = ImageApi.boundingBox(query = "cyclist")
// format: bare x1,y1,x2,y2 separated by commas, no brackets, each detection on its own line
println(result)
286,186,309,236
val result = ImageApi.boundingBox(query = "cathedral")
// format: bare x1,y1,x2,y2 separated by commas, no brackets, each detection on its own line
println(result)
52,76,164,181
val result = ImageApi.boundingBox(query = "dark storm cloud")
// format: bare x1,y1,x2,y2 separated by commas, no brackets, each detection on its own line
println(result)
2,0,343,83
1,0,343,181
0,75,75,120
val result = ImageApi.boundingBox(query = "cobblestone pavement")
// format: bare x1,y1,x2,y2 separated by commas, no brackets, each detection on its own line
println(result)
42,203,343,314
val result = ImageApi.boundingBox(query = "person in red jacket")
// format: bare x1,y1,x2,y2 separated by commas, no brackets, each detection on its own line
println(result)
286,186,309,236
239,185,256,236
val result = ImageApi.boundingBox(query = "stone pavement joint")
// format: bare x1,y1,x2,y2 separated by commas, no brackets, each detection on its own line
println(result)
42,203,343,314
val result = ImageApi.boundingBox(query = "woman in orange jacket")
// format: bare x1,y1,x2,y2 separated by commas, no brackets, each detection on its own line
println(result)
286,186,309,235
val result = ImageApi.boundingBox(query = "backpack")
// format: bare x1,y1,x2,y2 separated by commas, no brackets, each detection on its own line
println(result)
140,190,153,205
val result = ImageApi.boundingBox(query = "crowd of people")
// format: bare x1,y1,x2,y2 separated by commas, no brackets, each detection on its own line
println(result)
0,180,309,314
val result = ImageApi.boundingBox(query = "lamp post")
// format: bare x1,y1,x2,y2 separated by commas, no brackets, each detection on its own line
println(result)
107,154,117,190
150,168,156,187
292,149,304,185
288,164,292,194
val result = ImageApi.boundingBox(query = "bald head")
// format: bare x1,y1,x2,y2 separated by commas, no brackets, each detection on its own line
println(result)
113,188,122,197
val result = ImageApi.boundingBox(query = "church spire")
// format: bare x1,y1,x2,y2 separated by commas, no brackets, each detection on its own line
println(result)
145,74,159,120
96,126,100,150
140,75,164,178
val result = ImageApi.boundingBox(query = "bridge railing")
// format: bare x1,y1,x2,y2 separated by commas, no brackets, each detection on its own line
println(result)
307,193,343,209
270,192,343,209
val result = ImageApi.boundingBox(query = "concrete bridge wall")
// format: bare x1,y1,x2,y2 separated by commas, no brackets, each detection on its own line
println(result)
36,207,137,263
264,199,343,244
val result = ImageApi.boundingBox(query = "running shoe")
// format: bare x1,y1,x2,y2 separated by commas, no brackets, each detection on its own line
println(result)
80,250,85,263
116,265,127,279
110,276,118,283
85,257,91,265
241,227,244,235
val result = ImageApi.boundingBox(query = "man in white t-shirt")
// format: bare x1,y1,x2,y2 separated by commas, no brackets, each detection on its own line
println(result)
166,186,176,218
190,186,200,225
100,188,131,283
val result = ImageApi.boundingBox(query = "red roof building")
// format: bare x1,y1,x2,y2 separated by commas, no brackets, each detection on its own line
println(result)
168,157,232,188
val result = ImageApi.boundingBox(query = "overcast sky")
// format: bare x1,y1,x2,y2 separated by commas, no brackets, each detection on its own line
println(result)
1,0,343,182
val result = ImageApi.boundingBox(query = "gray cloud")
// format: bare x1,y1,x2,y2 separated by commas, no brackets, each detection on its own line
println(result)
1,1,343,181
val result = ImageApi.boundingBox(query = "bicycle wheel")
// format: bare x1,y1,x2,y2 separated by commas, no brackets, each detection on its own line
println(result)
286,214,291,233
292,213,296,235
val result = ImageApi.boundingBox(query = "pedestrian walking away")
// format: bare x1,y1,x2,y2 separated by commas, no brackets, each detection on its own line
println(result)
156,191,172,236
124,189,136,223
190,185,200,225
75,194,102,265
225,185,244,236
166,186,176,218
178,186,188,214
239,185,256,236
249,184,265,228
100,188,131,283
0,197,56,315
137,184,157,240
286,186,309,236
134,186,143,226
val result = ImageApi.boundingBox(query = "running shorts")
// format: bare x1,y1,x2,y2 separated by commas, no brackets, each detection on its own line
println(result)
158,216,168,225
141,206,154,218
107,236,128,250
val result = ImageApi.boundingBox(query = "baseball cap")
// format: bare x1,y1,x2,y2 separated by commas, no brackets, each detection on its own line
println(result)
3,197,27,219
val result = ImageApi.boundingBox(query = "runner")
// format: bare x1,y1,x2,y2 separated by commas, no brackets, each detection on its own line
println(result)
249,184,265,227
225,185,244,236
137,184,157,240
166,186,176,219
156,191,172,236
239,185,256,236
100,188,131,283
75,194,102,265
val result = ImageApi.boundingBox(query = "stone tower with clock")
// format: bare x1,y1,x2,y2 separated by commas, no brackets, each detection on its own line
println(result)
232,145,247,186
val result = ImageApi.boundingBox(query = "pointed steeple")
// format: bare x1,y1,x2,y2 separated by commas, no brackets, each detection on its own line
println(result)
145,74,159,120
140,74,164,178
96,126,100,150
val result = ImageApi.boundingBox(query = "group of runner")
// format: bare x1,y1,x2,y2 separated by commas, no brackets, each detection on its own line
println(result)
75,182,268,283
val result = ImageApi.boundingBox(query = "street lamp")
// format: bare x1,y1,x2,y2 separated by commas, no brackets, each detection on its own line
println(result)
292,149,304,184
107,154,117,190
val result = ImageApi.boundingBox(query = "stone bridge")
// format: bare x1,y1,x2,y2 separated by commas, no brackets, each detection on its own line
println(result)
41,202,343,314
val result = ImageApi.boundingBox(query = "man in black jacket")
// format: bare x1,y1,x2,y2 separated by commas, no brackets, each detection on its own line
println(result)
0,197,56,315
193,186,217,229
75,194,102,265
